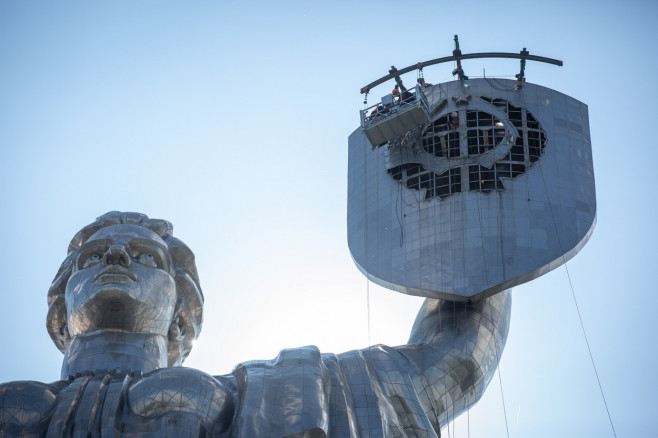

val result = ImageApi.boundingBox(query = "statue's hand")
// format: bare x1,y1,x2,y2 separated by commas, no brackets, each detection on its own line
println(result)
408,290,512,347
128,368,235,432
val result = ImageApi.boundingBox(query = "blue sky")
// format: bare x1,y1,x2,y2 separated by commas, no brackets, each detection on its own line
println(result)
1,1,656,436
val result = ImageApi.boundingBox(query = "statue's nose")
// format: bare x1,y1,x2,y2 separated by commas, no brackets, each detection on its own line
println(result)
103,245,131,267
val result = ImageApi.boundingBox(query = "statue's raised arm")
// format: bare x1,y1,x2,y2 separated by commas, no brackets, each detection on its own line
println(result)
401,293,511,430
225,292,510,437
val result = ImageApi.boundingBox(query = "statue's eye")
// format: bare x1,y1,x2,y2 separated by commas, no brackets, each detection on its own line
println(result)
82,253,102,268
134,252,157,267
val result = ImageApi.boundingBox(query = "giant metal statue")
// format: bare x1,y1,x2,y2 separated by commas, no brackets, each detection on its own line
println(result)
0,38,594,437
0,211,510,437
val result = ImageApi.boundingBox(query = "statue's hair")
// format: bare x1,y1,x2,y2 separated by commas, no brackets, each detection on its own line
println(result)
46,211,204,367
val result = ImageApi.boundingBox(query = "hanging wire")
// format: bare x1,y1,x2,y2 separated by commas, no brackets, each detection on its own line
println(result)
564,263,618,438
366,278,371,346
446,401,452,438
521,84,618,437
453,399,457,438
536,165,619,438
452,408,456,438
467,393,471,438
396,181,404,246
363,134,372,348
474,120,491,288
495,340,511,438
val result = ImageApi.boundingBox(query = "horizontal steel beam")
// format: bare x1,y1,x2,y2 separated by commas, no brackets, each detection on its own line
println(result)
360,51,563,94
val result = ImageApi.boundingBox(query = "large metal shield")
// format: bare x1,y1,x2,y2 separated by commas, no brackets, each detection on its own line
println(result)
347,79,596,301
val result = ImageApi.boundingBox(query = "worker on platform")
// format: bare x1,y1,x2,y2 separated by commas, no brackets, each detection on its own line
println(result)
418,77,433,88
392,83,414,105
369,103,388,121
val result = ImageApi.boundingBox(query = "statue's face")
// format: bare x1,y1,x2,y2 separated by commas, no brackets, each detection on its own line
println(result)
65,224,177,337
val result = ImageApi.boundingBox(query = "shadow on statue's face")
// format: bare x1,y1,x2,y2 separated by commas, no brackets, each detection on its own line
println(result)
65,224,177,337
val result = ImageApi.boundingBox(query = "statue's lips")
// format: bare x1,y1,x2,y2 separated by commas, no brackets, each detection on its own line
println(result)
94,267,137,284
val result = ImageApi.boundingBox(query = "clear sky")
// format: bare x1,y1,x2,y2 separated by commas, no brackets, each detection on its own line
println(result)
1,1,656,436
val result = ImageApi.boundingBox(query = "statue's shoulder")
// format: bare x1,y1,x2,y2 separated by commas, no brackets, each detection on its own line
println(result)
0,379,67,430
128,367,234,427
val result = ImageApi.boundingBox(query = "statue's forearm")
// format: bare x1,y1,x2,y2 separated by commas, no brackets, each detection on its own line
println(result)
400,291,512,426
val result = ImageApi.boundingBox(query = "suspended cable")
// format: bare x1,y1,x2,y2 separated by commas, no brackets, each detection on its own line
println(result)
452,405,457,438
525,83,618,436
446,402,452,438
396,176,404,246
475,165,490,287
535,171,618,437
495,341,511,438
366,278,371,346
541,206,618,436
564,263,618,437
363,135,372,348
467,393,471,438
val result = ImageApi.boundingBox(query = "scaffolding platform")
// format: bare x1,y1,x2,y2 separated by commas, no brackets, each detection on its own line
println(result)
360,85,430,147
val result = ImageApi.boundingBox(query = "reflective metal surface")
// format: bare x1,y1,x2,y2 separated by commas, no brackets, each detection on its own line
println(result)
0,212,511,437
348,79,596,300
46,212,204,372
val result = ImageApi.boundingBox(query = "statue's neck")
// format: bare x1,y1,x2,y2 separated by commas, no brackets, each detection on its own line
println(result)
61,331,168,380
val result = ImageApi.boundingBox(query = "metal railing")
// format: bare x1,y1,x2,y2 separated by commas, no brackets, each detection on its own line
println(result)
360,84,429,129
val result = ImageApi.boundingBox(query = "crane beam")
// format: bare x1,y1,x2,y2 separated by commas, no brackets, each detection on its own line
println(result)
360,51,563,94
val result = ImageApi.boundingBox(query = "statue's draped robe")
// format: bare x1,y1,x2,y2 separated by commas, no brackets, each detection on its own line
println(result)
0,293,511,437
230,345,439,437
226,291,511,437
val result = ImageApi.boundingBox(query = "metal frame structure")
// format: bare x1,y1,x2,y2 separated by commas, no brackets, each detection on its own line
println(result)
360,35,563,95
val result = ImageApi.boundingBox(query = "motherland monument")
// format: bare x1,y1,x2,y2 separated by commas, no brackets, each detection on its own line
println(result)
0,38,594,437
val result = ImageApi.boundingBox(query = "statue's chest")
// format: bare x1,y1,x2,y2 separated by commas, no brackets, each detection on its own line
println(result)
47,369,227,438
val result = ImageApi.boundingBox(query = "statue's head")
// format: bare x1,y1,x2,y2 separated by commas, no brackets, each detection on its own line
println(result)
46,212,203,367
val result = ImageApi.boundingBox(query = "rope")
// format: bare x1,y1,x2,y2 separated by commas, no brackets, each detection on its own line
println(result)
446,402,452,438
495,342,511,438
467,394,471,438
564,263,618,437
396,177,404,246
364,135,372,348
536,167,618,437
539,172,617,438
366,278,371,346
526,88,618,437
474,137,490,287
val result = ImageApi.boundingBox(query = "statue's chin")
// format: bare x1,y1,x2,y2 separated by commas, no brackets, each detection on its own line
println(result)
68,290,174,336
